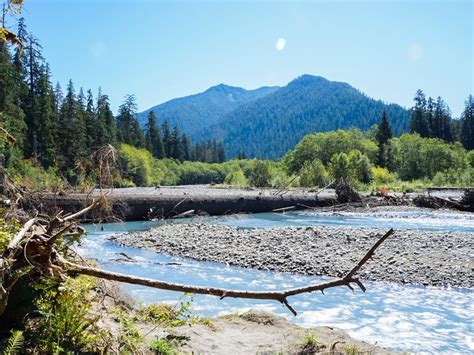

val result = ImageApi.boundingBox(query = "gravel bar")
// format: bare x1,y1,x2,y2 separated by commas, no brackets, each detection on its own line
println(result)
111,223,474,288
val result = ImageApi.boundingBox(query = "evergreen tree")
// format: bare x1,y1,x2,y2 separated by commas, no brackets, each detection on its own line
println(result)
217,142,226,163
180,133,191,161
20,34,45,161
410,89,429,137
0,39,26,163
375,111,392,167
162,121,172,158
116,94,142,146
96,90,116,146
76,88,87,156
426,97,435,137
145,111,165,158
237,151,248,159
83,89,96,152
460,95,474,150
433,97,454,142
58,79,83,173
170,125,184,161
35,65,56,167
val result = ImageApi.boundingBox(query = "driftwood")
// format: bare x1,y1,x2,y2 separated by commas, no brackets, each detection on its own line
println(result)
1,201,395,317
58,229,393,316
414,189,474,212
335,178,361,203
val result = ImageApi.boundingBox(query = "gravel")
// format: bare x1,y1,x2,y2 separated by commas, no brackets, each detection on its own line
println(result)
111,223,474,288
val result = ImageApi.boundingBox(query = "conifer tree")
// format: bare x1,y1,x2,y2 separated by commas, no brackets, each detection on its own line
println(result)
375,111,392,167
0,39,26,163
145,111,165,158
180,133,191,161
117,94,143,147
96,90,116,146
217,142,226,163
58,79,81,173
162,121,172,157
83,89,96,152
410,89,429,137
35,65,56,167
170,126,184,161
460,95,474,150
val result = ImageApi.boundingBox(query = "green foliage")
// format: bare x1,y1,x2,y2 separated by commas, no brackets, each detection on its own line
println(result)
392,134,468,180
1,330,24,355
7,160,65,191
0,214,19,250
138,294,196,328
347,150,373,184
371,167,397,185
28,276,102,353
328,152,351,181
299,159,328,187
150,338,174,355
113,306,144,352
248,160,273,187
224,169,248,187
286,129,378,173
342,344,360,355
177,161,228,185
302,333,319,346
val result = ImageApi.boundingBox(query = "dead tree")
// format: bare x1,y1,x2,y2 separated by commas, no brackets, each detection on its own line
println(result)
0,201,394,316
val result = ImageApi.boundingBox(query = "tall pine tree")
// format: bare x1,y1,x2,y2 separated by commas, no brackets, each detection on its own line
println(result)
460,95,474,150
375,111,392,167
410,89,429,137
145,111,165,159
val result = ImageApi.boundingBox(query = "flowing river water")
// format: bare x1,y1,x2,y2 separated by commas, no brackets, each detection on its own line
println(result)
77,210,474,354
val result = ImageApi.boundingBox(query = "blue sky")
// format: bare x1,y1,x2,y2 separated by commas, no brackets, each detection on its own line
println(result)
14,0,473,116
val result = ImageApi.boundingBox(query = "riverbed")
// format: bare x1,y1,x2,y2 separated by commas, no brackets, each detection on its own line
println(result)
76,209,474,353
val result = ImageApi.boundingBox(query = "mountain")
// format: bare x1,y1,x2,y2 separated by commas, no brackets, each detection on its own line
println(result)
137,84,279,138
196,75,411,159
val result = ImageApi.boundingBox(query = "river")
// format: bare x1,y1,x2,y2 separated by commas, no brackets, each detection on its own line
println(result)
76,210,474,353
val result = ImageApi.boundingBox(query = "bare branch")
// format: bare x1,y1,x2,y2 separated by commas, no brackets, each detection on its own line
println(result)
56,229,394,316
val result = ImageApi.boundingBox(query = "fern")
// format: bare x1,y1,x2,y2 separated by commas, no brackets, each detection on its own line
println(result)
3,330,24,355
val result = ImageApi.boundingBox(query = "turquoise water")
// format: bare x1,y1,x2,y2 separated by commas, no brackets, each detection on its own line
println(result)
212,210,474,233
76,212,474,354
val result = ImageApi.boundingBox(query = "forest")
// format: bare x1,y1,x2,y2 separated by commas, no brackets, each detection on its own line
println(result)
0,17,473,193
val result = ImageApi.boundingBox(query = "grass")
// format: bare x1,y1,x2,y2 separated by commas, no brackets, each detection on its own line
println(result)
342,344,360,355
303,333,320,346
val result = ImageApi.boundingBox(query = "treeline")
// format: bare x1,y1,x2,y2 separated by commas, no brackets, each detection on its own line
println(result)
408,89,474,151
0,18,225,183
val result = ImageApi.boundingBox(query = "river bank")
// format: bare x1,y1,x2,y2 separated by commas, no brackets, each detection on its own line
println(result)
112,222,474,288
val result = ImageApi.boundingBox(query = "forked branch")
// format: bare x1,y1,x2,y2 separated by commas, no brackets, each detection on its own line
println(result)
57,229,394,316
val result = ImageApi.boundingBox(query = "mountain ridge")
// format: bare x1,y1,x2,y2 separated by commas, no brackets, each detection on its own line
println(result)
138,75,411,159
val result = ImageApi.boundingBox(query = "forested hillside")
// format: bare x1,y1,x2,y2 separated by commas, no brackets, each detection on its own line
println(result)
198,75,411,159
137,84,278,139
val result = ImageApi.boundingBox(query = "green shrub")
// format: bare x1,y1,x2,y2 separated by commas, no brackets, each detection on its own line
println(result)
224,169,248,187
248,160,273,187
28,276,103,353
371,166,396,185
299,159,328,187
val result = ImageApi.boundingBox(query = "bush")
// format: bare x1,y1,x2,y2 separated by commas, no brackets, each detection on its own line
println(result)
248,161,273,187
224,170,247,187
347,150,373,183
371,166,397,185
328,153,351,181
299,159,328,187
